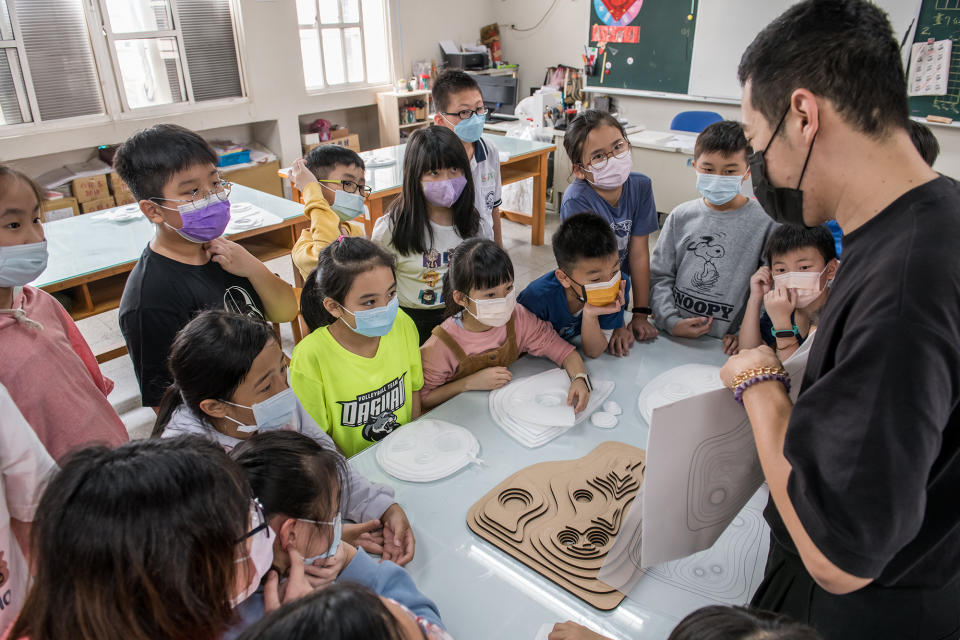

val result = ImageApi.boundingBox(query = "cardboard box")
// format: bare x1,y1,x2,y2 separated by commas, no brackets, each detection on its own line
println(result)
80,196,116,214
329,127,350,140
41,197,79,223
328,134,360,152
301,132,321,146
113,190,136,206
71,174,110,202
107,171,128,193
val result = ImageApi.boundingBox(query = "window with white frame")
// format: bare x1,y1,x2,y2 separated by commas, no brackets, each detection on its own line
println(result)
296,0,391,91
0,0,244,128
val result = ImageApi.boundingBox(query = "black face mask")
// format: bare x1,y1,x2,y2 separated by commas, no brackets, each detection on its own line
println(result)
749,107,817,227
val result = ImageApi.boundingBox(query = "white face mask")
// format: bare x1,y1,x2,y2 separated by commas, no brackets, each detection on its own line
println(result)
773,270,825,309
299,513,342,564
466,290,516,327
221,387,298,434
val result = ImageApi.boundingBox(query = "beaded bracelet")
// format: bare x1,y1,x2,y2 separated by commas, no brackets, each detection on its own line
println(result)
731,366,791,406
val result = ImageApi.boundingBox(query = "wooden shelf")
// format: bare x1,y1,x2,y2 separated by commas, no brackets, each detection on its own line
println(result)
399,120,430,129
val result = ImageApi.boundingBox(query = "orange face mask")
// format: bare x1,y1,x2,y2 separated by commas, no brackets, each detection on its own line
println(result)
580,272,622,307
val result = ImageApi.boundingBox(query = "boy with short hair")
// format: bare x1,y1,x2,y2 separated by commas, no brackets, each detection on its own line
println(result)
290,144,370,280
739,225,838,360
432,70,502,245
115,124,298,408
649,120,777,354
518,213,627,358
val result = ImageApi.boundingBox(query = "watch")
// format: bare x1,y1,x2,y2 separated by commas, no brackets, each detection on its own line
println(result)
571,372,593,391
771,325,800,339
631,306,652,315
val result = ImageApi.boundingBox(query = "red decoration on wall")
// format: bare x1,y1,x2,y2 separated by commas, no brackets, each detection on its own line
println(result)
600,0,641,23
591,24,641,43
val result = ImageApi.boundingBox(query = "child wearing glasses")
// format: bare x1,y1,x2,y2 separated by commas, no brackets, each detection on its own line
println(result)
289,145,372,281
433,70,502,245
115,124,298,409
560,110,660,356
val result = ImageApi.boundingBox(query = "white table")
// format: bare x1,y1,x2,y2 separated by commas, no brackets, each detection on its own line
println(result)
349,334,759,640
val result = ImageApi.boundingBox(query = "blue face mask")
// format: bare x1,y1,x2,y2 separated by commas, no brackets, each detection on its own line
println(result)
453,113,485,143
222,387,297,433
331,189,367,222
0,241,48,287
697,172,745,206
340,296,399,338
301,512,342,563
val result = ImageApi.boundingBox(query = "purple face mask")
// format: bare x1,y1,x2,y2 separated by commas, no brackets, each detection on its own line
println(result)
172,195,231,243
421,176,467,208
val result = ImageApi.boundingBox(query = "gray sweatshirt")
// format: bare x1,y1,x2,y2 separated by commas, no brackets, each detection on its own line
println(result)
162,400,396,524
650,197,777,338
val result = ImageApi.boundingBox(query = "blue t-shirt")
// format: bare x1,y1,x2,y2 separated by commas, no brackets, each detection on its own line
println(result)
560,172,659,271
517,271,624,341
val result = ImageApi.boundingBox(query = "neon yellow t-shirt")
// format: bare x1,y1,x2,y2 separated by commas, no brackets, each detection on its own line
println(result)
290,310,424,457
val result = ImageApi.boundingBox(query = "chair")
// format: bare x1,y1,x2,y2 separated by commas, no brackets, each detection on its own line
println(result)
669,110,724,134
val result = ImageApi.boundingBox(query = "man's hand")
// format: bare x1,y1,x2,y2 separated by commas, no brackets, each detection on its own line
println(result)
722,333,740,355
628,314,658,341
289,158,320,193
606,326,634,357
205,237,264,279
672,316,713,338
764,287,797,329
380,504,415,566
719,345,782,388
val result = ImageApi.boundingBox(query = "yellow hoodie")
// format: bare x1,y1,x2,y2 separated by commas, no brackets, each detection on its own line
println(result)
291,181,365,280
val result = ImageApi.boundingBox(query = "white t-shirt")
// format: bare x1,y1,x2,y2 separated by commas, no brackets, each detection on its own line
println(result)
470,137,502,236
371,214,492,309
0,383,57,631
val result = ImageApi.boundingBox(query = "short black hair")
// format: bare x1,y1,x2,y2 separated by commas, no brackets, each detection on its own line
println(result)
552,212,618,273
764,224,837,266
114,123,218,201
694,121,749,160
909,120,940,167
563,109,628,166
668,605,822,640
304,145,366,180
443,238,515,317
738,0,908,136
432,70,482,113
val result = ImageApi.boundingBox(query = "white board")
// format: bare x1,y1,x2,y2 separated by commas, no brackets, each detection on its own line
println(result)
688,0,922,102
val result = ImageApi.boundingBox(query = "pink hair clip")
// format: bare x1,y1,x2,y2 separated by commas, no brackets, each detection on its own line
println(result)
337,235,345,243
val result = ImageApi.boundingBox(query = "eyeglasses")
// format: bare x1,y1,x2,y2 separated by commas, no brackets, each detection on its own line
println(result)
236,499,271,546
318,179,372,197
580,139,630,171
152,177,233,210
441,106,488,121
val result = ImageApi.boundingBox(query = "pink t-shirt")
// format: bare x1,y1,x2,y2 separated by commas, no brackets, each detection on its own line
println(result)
0,287,128,462
420,303,576,400
0,383,57,634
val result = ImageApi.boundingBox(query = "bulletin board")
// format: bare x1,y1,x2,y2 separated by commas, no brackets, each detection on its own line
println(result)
909,0,960,119
585,0,699,95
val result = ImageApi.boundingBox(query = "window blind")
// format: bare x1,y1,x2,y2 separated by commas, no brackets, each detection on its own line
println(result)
177,0,241,102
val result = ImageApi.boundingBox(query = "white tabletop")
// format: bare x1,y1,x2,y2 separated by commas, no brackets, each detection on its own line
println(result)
349,333,756,640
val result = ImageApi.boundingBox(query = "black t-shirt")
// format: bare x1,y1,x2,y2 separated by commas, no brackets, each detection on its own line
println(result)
766,176,960,588
119,245,264,407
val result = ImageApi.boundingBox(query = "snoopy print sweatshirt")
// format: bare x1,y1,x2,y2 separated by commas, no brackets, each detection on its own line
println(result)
649,197,777,338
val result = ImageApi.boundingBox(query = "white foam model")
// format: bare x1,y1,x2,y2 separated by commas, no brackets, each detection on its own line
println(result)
591,411,618,429
375,419,480,482
637,364,724,425
489,368,614,448
224,202,284,234
603,400,622,416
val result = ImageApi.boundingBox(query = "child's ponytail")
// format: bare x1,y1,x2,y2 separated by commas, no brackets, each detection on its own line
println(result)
301,237,397,333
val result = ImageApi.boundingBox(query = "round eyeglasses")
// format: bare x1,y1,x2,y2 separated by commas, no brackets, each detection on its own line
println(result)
152,178,233,210
441,106,488,121
581,139,630,171
318,179,372,197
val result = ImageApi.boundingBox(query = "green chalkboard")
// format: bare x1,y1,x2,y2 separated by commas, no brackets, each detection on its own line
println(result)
909,0,960,118
586,0,698,94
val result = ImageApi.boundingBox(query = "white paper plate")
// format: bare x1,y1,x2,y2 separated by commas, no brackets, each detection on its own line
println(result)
376,419,479,482
637,364,724,425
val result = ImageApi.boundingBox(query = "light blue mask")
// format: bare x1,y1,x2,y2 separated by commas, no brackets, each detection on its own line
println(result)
329,188,367,223
302,512,342,563
454,113,486,143
222,387,297,433
697,172,745,206
0,241,48,287
340,296,399,338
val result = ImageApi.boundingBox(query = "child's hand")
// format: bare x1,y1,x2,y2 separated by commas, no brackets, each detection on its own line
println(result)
582,281,626,317
303,541,352,590
606,326,633,357
722,333,740,355
342,520,384,555
464,366,512,391
548,621,613,640
264,549,313,612
672,316,713,338
381,504,415,566
289,158,319,193
205,237,264,279
749,266,773,300
763,287,796,328
567,377,590,413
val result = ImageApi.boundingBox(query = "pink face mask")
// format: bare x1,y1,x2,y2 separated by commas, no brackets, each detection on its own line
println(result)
586,152,632,190
422,176,467,208
773,271,825,309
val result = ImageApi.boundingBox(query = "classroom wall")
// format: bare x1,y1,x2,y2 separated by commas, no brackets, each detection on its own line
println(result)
395,0,494,78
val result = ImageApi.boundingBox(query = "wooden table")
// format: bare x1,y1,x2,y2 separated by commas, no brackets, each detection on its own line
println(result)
280,136,556,246
35,184,308,362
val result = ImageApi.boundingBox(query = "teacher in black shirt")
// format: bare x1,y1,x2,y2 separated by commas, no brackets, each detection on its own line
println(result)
720,1,960,638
